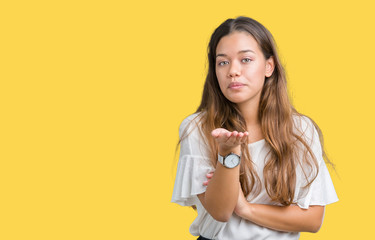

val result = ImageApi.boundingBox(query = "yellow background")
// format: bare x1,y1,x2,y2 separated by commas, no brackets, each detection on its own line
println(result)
1,0,374,239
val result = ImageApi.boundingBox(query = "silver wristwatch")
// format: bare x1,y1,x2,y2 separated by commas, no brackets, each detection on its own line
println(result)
218,152,241,168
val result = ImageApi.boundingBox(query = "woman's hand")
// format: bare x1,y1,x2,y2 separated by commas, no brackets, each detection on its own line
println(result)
234,183,249,218
211,128,248,155
203,171,214,186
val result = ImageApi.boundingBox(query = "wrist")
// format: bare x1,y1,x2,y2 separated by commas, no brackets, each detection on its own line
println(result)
218,145,241,156
244,203,255,221
238,202,253,220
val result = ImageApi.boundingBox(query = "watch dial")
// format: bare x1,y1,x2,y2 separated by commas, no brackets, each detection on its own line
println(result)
225,155,239,168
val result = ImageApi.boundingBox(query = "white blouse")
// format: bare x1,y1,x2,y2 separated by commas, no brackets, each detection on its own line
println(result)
171,113,338,240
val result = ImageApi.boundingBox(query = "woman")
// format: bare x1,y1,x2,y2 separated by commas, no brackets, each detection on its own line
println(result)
171,16,338,240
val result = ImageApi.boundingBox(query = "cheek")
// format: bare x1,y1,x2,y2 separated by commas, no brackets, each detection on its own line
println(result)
246,63,266,76
244,67,267,85
217,79,226,95
215,68,222,80
216,70,226,91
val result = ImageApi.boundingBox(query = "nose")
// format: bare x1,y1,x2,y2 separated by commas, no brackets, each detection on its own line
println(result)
227,61,241,78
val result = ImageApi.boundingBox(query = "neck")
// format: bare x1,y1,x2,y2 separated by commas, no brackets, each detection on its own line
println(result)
237,99,260,127
237,98,264,143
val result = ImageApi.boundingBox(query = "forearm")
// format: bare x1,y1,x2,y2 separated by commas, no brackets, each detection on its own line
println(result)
239,203,325,233
200,162,240,222
198,129,247,222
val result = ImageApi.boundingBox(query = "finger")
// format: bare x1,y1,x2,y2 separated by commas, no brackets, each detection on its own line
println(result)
231,131,245,145
203,181,209,186
240,132,249,143
225,131,237,144
236,132,244,142
206,173,213,178
229,131,246,145
226,131,232,138
238,132,249,144
232,133,241,145
231,132,242,145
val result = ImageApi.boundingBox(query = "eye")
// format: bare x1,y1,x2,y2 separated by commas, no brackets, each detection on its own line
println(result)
218,61,229,66
242,58,252,63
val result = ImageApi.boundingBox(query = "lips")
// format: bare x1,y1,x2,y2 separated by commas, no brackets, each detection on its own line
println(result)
228,82,245,89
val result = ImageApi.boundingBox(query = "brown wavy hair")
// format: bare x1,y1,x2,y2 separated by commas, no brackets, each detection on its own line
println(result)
179,16,333,206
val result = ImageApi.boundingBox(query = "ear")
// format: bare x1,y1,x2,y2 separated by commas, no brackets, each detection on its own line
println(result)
265,56,275,77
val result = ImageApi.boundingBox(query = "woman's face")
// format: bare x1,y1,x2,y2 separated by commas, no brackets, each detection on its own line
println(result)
215,31,274,107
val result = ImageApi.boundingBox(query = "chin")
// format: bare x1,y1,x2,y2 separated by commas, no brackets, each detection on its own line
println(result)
228,98,247,104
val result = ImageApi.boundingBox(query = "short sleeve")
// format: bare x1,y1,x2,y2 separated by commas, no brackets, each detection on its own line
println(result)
293,116,339,209
171,113,215,206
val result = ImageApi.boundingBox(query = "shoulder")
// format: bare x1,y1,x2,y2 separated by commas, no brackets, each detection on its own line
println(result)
179,112,204,137
178,112,211,157
293,114,314,131
292,113,318,141
292,113,324,163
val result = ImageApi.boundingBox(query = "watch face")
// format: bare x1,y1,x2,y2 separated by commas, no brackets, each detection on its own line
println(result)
225,154,240,168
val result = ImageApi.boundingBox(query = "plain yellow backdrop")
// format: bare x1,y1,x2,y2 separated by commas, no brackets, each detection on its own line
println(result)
1,0,374,239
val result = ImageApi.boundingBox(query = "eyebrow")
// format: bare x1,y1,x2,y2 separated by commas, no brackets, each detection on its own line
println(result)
216,49,256,58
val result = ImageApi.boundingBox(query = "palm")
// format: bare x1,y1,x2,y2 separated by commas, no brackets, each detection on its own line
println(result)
211,128,248,153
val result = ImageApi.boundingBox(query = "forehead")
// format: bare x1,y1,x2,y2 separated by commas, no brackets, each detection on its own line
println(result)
216,31,261,56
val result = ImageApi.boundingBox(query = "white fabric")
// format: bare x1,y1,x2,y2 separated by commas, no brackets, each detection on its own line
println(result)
171,113,338,240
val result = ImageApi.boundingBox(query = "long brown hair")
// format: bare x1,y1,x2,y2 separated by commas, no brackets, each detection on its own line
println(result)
180,16,333,206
